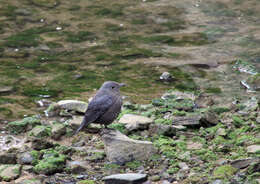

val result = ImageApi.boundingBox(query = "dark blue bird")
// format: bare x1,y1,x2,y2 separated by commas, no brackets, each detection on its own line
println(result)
74,81,125,135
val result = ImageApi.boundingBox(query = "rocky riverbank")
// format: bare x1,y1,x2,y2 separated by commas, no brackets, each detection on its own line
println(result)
0,89,259,184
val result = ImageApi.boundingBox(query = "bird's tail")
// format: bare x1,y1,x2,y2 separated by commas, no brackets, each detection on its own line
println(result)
73,116,92,135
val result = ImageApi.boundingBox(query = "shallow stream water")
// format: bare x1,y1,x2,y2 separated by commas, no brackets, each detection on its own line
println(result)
0,0,259,120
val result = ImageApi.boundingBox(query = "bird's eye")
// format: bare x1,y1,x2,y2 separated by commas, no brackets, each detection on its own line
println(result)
112,86,115,89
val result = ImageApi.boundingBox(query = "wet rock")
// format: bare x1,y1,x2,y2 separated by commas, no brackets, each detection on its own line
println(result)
119,114,154,131
85,150,105,161
29,125,51,138
36,99,52,107
29,0,60,8
149,124,176,136
256,114,260,124
8,116,41,134
0,152,17,164
178,162,189,171
22,165,34,172
103,173,147,184
247,74,260,91
247,145,260,153
216,128,226,136
211,180,223,184
231,158,259,169
150,175,160,181
172,115,201,126
17,178,41,184
30,137,54,150
187,141,203,150
67,161,88,174
51,123,66,140
14,8,32,16
18,152,34,165
57,100,88,113
233,59,258,75
195,93,215,108
0,86,13,95
0,164,22,182
160,72,174,82
102,130,157,165
69,116,101,133
200,111,219,125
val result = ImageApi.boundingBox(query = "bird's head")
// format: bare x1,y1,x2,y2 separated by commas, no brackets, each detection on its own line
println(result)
101,81,126,92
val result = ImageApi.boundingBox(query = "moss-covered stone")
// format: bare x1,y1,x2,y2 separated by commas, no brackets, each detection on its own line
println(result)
77,180,95,184
213,165,237,179
8,116,41,134
33,150,66,175
0,164,21,182
29,125,51,138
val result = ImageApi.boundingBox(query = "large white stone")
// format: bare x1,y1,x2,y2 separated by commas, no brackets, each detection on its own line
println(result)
119,114,154,131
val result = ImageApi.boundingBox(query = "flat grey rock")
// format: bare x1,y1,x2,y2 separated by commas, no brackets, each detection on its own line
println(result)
247,145,260,153
102,130,157,165
104,173,147,184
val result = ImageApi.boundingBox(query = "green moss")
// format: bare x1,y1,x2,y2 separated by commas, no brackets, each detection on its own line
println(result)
29,125,51,138
34,150,66,174
65,31,96,43
77,180,95,184
5,27,56,47
155,118,172,125
0,107,13,118
205,87,222,94
0,5,18,19
232,115,244,127
8,116,41,134
68,5,81,11
108,123,126,134
95,7,123,17
22,85,60,98
19,179,41,184
213,165,237,179
210,107,230,114
125,161,142,169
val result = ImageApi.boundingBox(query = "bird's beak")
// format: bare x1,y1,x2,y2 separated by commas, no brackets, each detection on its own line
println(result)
119,83,126,87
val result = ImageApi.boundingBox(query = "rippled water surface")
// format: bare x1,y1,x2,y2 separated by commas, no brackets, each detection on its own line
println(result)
0,0,259,120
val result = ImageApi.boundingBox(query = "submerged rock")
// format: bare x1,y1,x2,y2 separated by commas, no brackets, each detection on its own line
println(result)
102,130,157,165
0,164,22,182
160,72,174,82
103,173,147,184
119,114,154,131
29,0,60,8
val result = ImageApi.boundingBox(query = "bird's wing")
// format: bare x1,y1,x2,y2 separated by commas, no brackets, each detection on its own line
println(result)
73,94,114,135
